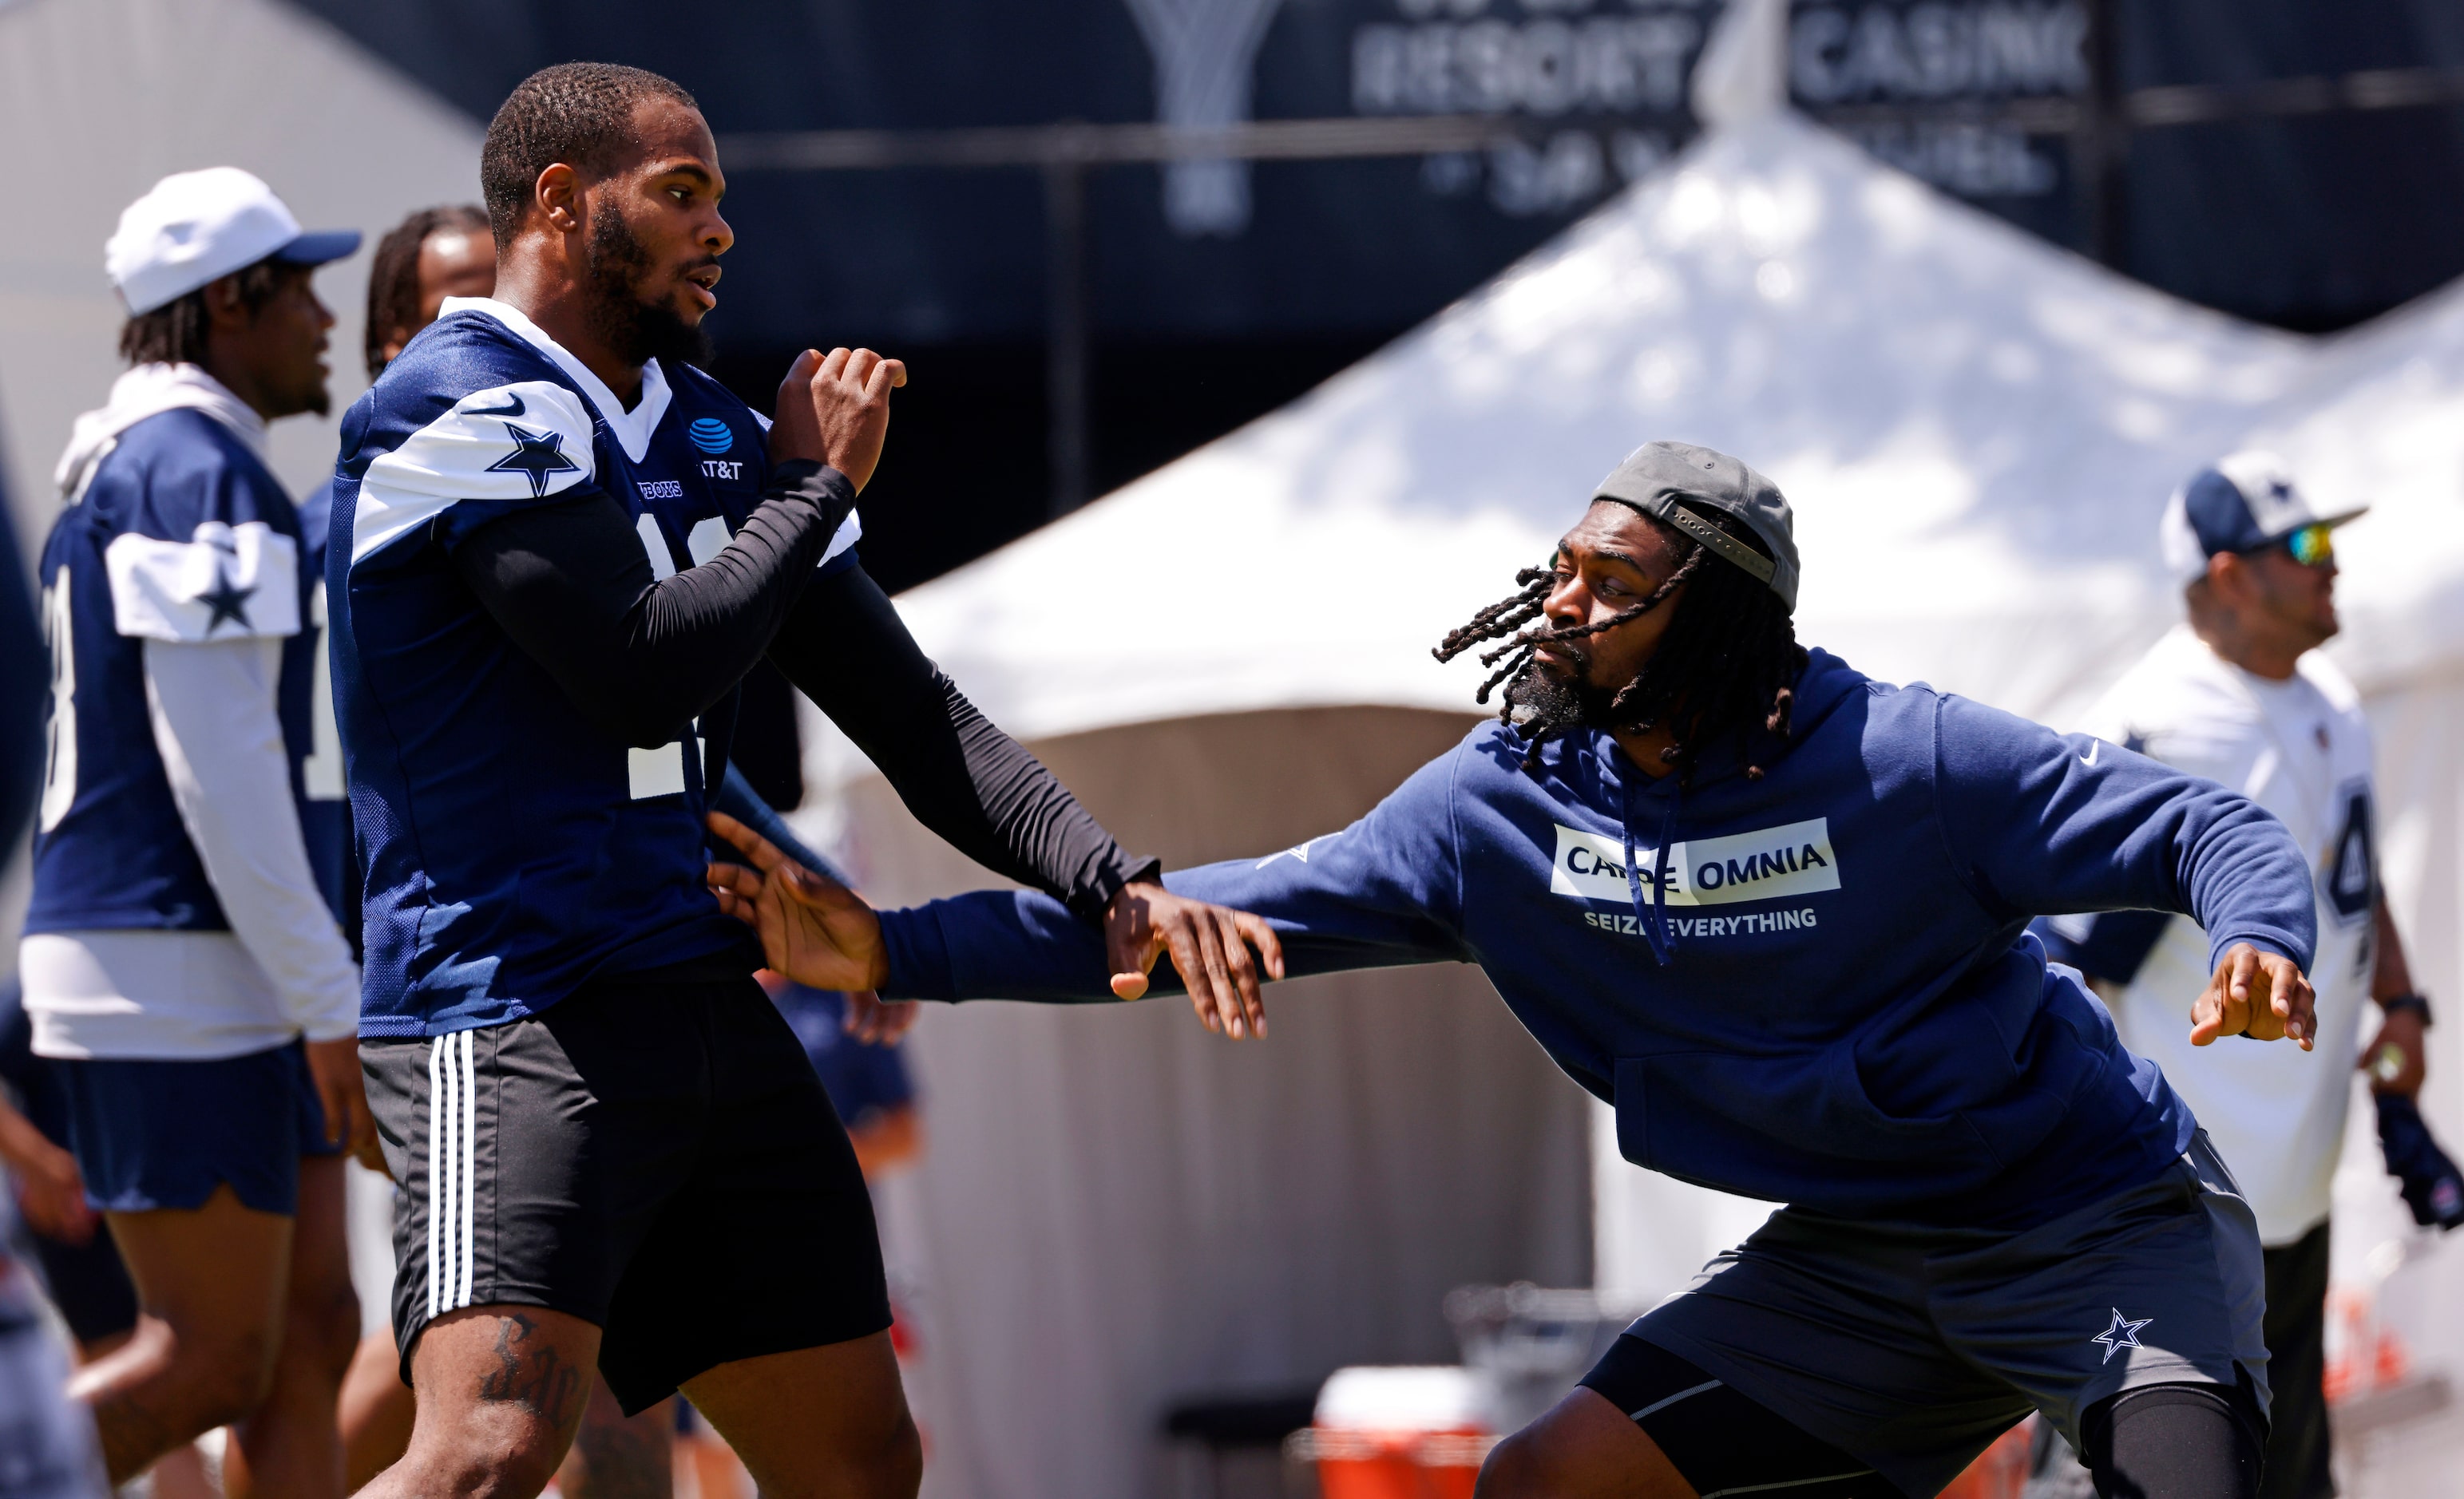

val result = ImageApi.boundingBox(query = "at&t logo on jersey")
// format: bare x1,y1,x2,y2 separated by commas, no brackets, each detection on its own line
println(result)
1549,817,1840,912
687,417,745,480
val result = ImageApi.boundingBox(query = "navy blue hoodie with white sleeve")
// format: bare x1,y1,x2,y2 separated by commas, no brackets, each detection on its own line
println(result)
878,651,2315,1228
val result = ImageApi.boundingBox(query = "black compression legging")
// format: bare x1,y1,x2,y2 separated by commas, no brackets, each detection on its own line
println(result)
1583,1335,2265,1499
2078,1374,2268,1499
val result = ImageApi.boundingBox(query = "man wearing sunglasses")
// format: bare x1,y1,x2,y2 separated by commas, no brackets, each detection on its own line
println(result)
2038,451,2425,1499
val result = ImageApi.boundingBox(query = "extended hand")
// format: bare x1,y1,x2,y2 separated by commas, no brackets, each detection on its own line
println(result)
1104,883,1286,1039
707,811,889,992
2189,942,2315,1050
767,346,906,491
304,1034,379,1165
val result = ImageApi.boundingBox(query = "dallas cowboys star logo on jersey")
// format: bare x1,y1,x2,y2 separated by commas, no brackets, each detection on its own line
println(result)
485,421,581,498
2092,1308,2153,1364
196,566,256,633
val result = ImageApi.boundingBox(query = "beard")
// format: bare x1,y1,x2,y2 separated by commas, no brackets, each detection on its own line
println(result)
1503,652,1622,738
584,205,713,370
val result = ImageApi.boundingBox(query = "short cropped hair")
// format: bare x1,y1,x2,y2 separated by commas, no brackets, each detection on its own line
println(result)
479,62,699,249
118,255,295,368
364,204,489,377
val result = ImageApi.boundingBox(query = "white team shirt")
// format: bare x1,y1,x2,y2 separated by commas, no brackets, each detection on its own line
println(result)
2066,624,2377,1243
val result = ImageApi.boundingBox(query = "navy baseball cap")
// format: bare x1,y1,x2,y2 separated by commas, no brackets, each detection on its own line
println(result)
2159,451,2366,588
1592,441,1800,611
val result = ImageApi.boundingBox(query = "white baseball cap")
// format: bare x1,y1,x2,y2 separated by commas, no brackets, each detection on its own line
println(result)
105,168,362,316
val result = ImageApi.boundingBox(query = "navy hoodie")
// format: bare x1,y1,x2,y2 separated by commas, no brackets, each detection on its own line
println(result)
879,651,2316,1228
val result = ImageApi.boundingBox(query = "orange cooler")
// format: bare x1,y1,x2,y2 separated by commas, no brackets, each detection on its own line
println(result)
1302,1367,1494,1499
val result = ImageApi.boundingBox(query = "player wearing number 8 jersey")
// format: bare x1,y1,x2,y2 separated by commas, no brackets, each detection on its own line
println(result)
21,168,370,1492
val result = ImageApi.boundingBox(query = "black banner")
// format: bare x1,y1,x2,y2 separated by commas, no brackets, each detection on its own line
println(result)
295,0,2464,340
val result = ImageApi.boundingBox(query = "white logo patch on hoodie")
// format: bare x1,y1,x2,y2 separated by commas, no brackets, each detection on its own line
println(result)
1549,817,1840,907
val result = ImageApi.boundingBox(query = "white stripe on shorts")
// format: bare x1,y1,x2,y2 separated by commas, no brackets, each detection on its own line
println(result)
1630,1377,1724,1422
458,1030,476,1310
426,1037,444,1319
426,1033,480,1318
1699,1474,1876,1498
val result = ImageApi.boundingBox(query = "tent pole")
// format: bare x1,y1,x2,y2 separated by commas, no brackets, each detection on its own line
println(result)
1044,157,1091,518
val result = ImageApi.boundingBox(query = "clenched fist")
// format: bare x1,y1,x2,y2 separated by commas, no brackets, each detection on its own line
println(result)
769,346,905,491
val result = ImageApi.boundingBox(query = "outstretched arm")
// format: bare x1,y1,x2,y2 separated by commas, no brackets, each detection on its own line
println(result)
707,810,1293,1037
708,745,1476,1026
766,562,1295,1037
765,564,1147,915
1935,694,2318,1049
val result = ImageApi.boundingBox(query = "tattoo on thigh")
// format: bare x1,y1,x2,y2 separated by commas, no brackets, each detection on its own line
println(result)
474,1313,584,1428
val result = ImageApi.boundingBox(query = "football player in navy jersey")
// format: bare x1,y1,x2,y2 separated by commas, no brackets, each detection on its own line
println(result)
333,200,736,1499
22,168,369,1493
332,64,1276,1499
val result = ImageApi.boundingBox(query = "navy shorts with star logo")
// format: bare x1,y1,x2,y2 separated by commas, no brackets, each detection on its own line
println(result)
1607,1132,2268,1497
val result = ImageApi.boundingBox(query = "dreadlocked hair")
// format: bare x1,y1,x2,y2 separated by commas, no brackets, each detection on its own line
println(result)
1432,504,1808,785
364,204,488,378
117,255,295,368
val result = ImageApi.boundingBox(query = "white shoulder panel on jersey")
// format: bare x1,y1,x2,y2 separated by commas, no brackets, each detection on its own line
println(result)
105,520,301,642
351,381,599,566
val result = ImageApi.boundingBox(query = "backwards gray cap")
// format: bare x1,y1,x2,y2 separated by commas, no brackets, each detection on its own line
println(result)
1591,440,1799,611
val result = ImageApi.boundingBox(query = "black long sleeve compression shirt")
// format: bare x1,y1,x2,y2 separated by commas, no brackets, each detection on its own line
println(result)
454,460,854,749
454,471,1153,922
767,568,1158,920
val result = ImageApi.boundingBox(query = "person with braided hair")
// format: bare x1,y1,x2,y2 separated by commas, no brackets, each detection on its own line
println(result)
1430,463,1805,788
709,439,2330,1499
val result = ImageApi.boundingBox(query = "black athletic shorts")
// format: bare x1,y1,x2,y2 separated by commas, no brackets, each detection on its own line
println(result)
361,972,889,1411
1580,1335,2268,1499
1580,1335,1902,1497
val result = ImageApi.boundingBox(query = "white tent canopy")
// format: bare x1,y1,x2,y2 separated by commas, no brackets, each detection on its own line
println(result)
822,113,2464,1497
0,0,484,559
885,114,2331,747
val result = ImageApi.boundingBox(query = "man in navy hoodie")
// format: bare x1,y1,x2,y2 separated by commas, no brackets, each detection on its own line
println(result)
709,442,2319,1499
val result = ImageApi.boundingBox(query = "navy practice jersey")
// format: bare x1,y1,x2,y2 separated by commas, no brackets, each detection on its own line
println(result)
28,410,323,933
331,298,856,1038
295,484,351,925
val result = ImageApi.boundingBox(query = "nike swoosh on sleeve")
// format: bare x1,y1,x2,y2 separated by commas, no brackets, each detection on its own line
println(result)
465,394,525,417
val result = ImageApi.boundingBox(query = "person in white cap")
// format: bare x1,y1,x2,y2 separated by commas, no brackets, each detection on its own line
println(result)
21,167,367,1493
2038,451,2428,1499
